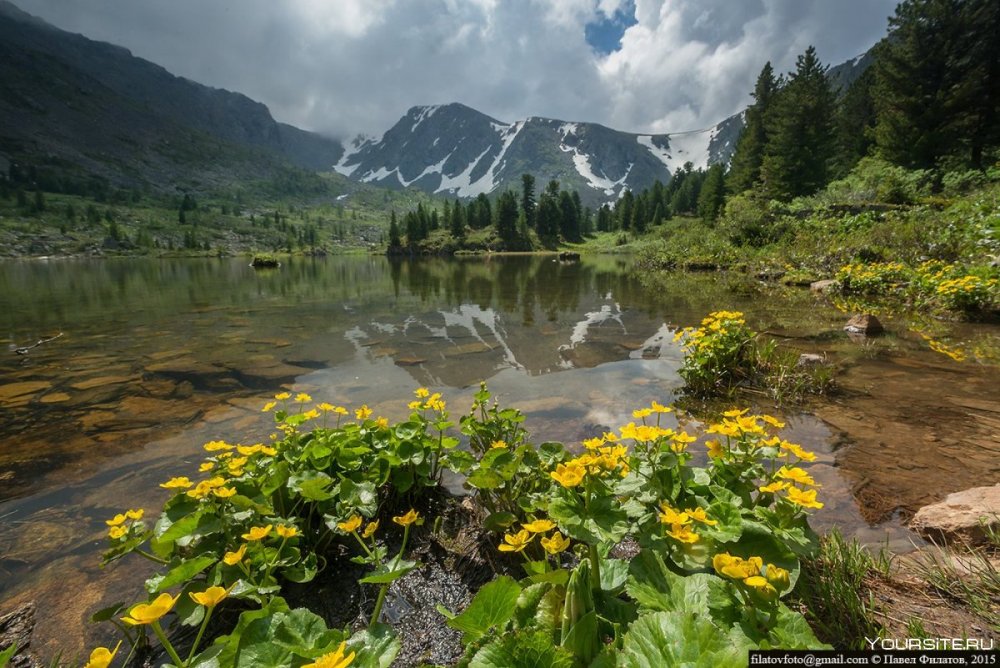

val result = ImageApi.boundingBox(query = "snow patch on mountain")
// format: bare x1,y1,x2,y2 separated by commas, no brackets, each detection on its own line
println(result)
636,135,671,169
458,120,525,197
663,131,711,172
436,145,494,196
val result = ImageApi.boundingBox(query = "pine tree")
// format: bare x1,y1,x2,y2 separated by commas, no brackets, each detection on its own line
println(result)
727,62,778,193
521,174,536,228
631,195,647,234
450,200,466,240
536,191,560,245
496,190,520,248
388,210,402,249
761,47,836,200
558,191,580,241
616,190,633,231
697,164,726,222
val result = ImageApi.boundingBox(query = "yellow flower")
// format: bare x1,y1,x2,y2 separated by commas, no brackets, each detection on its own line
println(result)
213,487,237,499
228,456,249,470
685,507,717,525
650,400,672,414
317,402,335,412
124,510,143,523
237,444,262,457
275,525,299,539
414,387,430,398
333,406,349,415
759,481,788,494
260,446,278,456
106,513,127,527
723,408,749,418
337,515,362,533
375,417,389,429
222,544,246,565
498,529,533,553
777,466,817,487
550,462,586,488
355,405,372,420
666,523,699,543
303,641,356,668
121,593,179,626
581,436,604,450
393,509,420,526
705,440,725,459
713,553,763,580
407,400,423,410
521,519,555,533
779,441,817,462
108,525,128,540
670,431,696,453
743,575,778,598
785,487,824,509
362,520,379,538
658,503,689,526
632,407,653,419
765,565,790,591
190,585,230,608
540,531,570,554
303,409,321,420
160,476,193,489
83,641,122,668
761,414,786,429
274,392,291,401
490,440,507,449
261,401,277,412
186,481,213,499
199,462,215,472
204,440,234,452
242,525,273,541
294,392,313,403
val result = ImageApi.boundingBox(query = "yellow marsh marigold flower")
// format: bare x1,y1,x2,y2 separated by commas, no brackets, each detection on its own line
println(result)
415,387,430,398
582,436,604,450
650,400,672,413
199,462,215,472
237,444,262,457
666,523,699,544
761,414,785,429
204,440,233,452
393,509,420,526
766,565,790,591
106,513,127,527
222,544,246,565
407,400,423,410
355,405,373,420
121,593,178,625
490,440,507,449
375,417,389,429
186,481,213,499
242,525,273,541
124,508,141,520
706,421,740,438
302,409,321,420
260,445,278,456
713,553,763,580
160,476,193,490
779,441,817,462
213,487,237,499
274,392,291,401
550,462,586,488
540,531,571,554
777,466,817,487
317,402,335,412
785,487,823,509
498,529,533,553
83,641,122,668
685,507,717,525
743,575,778,598
294,392,312,403
362,520,379,539
228,456,248,470
658,503,689,526
337,515,362,533
723,408,749,418
759,481,788,494
632,407,653,419
706,440,725,459
303,641,356,668
276,525,299,539
108,525,128,540
190,585,230,608
261,401,277,412
521,519,555,533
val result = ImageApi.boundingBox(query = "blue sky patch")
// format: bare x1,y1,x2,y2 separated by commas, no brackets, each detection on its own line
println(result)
585,1,638,55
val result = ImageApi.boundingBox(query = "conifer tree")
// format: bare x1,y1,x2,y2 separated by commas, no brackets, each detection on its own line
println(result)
727,62,777,193
450,199,466,240
521,174,536,228
761,47,836,200
832,66,877,178
496,190,520,248
536,191,560,245
388,210,402,249
697,164,726,222
558,191,580,241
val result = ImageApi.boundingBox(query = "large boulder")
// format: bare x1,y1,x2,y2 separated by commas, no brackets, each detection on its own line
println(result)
910,484,1000,545
844,313,884,336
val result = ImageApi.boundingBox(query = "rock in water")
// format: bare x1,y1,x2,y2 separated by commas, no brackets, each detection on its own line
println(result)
910,484,1000,545
810,279,838,293
844,314,884,336
796,353,826,367
0,602,41,668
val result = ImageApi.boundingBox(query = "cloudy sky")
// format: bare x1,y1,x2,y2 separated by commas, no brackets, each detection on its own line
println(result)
15,0,898,140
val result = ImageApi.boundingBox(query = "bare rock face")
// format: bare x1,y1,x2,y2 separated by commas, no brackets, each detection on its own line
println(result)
910,484,1000,545
844,313,884,336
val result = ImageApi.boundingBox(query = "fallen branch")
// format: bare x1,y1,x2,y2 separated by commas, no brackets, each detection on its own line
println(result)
14,332,62,355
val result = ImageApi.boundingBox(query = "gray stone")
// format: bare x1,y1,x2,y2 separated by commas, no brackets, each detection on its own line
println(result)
910,484,1000,545
810,279,838,293
796,353,826,367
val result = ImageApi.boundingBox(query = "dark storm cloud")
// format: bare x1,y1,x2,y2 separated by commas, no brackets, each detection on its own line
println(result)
13,0,898,139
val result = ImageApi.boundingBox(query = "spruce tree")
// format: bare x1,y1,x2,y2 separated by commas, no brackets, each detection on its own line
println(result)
536,191,560,245
727,62,777,193
496,190,520,248
697,164,726,222
388,211,402,249
521,174,536,228
761,46,836,200
832,66,877,178
450,200,466,240
558,191,580,241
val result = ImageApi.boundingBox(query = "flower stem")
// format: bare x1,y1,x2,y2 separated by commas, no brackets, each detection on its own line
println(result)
186,607,213,664
151,621,185,668
370,584,389,629
134,549,169,565
588,543,601,592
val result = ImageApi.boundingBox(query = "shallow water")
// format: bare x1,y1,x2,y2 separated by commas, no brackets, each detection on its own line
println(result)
0,255,997,659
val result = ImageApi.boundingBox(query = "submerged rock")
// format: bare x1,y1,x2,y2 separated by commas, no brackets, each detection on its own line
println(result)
0,602,40,668
796,353,826,367
910,484,1000,545
844,313,884,336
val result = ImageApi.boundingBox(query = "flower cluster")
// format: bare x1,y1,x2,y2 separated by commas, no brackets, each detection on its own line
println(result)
498,518,570,556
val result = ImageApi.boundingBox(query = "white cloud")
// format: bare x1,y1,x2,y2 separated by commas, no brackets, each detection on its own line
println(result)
14,0,897,139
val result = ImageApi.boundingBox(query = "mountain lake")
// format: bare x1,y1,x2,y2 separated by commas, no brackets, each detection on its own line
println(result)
1,254,998,657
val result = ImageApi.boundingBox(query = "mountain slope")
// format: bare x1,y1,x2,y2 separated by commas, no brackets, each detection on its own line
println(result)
333,103,718,205
0,0,341,190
